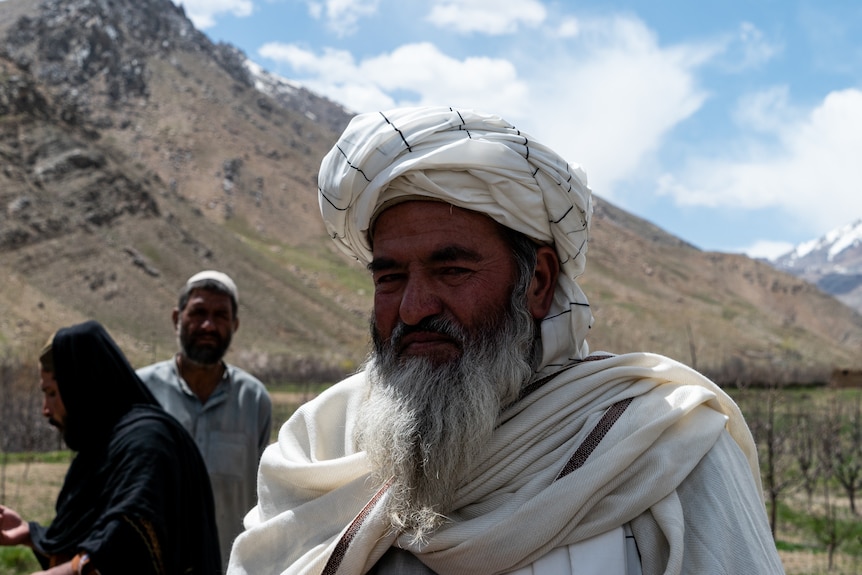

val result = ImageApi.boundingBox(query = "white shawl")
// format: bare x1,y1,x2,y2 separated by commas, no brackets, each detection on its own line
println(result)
227,352,759,575
227,107,768,574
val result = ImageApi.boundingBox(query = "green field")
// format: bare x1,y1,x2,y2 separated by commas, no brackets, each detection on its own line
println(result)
4,385,862,574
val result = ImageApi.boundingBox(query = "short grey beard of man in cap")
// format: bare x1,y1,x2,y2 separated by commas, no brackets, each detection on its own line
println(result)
177,303,234,366
175,272,238,368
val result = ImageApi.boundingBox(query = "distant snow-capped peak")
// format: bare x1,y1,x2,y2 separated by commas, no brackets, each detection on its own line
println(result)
778,219,862,264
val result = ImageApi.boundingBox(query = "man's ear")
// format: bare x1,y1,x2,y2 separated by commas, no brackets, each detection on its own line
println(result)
527,246,559,320
172,308,180,331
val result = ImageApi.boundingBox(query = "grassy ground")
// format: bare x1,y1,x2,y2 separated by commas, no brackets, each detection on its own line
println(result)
0,454,71,573
0,390,313,574
4,387,862,574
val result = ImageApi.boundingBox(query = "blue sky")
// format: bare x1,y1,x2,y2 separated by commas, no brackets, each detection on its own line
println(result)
174,0,862,259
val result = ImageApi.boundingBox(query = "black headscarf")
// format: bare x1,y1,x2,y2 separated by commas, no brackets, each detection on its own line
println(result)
51,320,158,451
29,321,221,574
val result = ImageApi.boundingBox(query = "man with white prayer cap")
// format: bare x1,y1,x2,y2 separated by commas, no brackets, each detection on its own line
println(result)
227,107,784,575
137,270,272,571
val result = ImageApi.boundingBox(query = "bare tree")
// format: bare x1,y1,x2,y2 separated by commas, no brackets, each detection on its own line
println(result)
790,409,823,511
821,394,862,515
838,396,862,515
807,468,860,571
747,374,796,536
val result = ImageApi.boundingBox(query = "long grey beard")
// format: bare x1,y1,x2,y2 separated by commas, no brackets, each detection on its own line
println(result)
355,300,536,542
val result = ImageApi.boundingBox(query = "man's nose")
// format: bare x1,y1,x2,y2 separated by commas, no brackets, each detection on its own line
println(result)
399,275,443,326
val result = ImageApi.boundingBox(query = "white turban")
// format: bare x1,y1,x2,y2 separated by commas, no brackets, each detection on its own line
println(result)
318,106,593,368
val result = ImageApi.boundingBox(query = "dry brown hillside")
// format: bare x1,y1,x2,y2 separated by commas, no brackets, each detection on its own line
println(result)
583,200,862,376
0,0,860,381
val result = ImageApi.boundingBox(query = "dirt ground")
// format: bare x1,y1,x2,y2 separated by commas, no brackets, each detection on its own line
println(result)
0,460,837,574
780,550,861,574
0,461,68,524
269,390,319,404
0,430,853,573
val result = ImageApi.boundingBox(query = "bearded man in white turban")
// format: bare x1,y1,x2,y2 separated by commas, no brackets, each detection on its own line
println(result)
227,107,784,575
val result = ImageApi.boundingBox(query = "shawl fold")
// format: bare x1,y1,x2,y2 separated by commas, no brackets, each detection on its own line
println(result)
228,352,760,575
276,106,771,575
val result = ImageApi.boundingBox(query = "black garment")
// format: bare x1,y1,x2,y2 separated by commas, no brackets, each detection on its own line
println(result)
29,320,221,574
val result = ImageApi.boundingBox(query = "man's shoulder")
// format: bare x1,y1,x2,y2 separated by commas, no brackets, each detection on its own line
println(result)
543,352,694,385
302,371,368,411
136,359,177,383
225,364,270,395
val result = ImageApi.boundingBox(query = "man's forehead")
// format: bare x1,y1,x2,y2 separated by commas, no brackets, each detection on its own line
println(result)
369,204,516,277
187,288,233,306
371,200,505,243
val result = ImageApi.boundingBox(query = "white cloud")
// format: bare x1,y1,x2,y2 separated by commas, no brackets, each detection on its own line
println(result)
426,0,546,35
259,41,527,113
362,43,527,110
733,22,782,70
305,0,380,37
258,13,720,200
505,16,718,198
732,85,801,133
657,89,862,232
736,239,795,260
173,0,253,29
554,17,581,39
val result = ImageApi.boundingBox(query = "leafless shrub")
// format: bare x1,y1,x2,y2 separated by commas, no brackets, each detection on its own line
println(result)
0,356,61,454
254,354,355,386
0,355,63,509
819,395,862,515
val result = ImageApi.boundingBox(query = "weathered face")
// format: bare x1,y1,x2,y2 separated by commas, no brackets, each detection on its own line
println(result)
369,201,520,365
174,289,238,365
40,369,66,431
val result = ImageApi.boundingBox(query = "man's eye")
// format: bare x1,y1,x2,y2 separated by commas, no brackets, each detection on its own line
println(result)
441,267,471,276
375,273,403,285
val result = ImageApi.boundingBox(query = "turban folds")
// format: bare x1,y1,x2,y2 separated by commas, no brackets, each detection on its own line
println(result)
318,106,594,368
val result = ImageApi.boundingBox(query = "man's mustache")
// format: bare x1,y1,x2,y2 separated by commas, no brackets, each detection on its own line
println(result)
391,316,465,345
189,332,225,344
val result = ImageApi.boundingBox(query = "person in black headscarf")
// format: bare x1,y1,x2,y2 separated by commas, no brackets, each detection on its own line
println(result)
0,320,221,574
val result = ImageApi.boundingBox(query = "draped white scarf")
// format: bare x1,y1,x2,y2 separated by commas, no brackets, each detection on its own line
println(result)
317,106,594,369
228,353,760,575
227,107,762,574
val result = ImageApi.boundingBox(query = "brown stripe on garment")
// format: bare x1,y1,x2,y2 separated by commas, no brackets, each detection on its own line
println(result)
555,397,634,480
322,480,392,575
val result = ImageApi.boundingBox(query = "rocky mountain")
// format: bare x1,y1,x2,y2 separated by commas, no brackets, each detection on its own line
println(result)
771,220,862,315
0,0,369,376
1,0,861,383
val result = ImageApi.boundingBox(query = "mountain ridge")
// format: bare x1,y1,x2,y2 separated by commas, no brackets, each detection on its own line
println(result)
1,0,860,382
771,220,862,314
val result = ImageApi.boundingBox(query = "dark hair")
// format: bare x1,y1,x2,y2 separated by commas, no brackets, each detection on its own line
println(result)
178,279,238,316
502,227,541,302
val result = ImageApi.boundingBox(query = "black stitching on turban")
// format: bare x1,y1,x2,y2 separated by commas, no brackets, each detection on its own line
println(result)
318,106,595,367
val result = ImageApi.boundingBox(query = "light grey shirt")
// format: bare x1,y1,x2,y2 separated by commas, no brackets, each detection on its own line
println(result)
137,358,272,570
